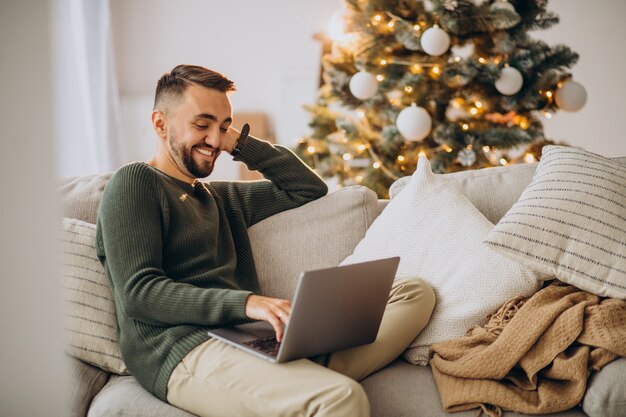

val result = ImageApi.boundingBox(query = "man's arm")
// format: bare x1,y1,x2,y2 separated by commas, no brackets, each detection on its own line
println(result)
96,165,252,327
213,134,328,227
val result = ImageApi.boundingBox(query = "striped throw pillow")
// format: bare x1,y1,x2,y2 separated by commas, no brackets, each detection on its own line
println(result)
485,146,626,299
61,217,129,374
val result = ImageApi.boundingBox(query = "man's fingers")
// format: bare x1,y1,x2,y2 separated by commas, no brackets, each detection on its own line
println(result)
267,314,283,342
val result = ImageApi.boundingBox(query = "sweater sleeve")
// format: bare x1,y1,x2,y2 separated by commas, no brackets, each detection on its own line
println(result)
96,164,251,327
213,136,328,226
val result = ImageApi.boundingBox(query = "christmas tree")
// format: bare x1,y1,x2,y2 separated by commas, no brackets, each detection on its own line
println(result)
295,0,587,197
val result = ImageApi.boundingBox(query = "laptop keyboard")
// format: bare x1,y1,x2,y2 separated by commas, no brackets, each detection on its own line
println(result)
243,336,281,356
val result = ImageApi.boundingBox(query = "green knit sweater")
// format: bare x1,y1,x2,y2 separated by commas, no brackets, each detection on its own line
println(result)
95,137,327,402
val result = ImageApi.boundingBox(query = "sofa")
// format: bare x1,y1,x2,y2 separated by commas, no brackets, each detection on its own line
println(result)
60,152,626,417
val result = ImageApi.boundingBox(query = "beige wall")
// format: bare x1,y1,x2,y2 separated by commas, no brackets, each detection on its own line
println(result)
111,0,626,180
0,1,68,416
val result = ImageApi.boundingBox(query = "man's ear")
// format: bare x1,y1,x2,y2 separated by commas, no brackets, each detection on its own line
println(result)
152,110,167,139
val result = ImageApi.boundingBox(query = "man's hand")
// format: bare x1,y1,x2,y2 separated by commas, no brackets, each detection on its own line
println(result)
223,126,241,154
245,295,291,342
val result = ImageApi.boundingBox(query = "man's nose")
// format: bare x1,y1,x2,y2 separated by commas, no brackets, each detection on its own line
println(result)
204,127,222,149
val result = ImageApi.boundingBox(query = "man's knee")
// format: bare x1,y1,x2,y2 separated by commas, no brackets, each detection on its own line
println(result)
394,278,436,312
325,377,369,417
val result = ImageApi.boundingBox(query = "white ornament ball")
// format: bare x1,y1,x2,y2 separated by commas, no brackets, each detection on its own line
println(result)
495,66,523,95
349,71,378,100
490,0,516,13
420,26,451,57
555,80,587,112
396,105,432,142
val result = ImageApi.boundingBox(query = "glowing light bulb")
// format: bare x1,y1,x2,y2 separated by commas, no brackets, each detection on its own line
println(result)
500,158,509,166
387,20,395,28
470,107,478,115
373,161,381,169
404,86,413,93
356,175,364,183
357,110,365,119
475,101,483,108
524,153,536,163
380,59,388,66
343,153,353,161
442,144,453,153
413,24,420,31
483,146,491,153
432,66,440,74
376,74,385,81
397,155,406,162
357,144,367,151
546,91,553,98
412,64,422,73
307,146,316,154
462,123,469,131
478,57,487,64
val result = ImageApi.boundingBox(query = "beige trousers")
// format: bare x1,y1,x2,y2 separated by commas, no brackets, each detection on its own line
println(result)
166,278,436,417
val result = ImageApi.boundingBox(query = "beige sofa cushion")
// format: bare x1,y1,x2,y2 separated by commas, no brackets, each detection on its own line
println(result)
583,358,626,417
341,156,541,365
61,217,128,374
59,173,113,224
389,162,538,224
88,375,196,417
249,185,379,300
486,146,626,299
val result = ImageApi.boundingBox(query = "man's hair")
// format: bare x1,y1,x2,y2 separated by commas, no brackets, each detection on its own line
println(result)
153,64,236,111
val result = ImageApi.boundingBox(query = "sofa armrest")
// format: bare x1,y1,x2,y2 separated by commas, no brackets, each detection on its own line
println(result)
65,354,109,417
248,185,379,300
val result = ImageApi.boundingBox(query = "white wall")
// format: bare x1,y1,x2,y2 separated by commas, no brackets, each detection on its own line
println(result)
111,0,626,180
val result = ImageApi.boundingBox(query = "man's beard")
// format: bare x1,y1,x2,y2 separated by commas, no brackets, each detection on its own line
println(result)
168,134,215,179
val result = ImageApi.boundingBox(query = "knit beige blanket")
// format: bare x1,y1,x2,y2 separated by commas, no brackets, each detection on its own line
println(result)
430,281,626,416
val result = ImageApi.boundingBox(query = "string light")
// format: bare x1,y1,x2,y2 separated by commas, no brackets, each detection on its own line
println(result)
478,57,487,64
343,153,353,161
357,110,366,119
500,158,509,165
483,145,491,153
524,153,536,163
475,101,483,108
462,123,469,130
373,161,381,169
411,64,422,73
357,144,367,151
376,74,385,81
413,24,420,31
380,58,388,66
307,146,316,154
442,144,453,153
469,107,478,115
397,155,406,162
387,20,395,28
404,86,413,93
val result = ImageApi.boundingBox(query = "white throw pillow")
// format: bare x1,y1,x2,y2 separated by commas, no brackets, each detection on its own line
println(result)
341,156,541,365
485,146,626,299
61,217,129,374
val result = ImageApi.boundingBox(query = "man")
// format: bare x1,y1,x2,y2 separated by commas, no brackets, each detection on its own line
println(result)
97,64,436,417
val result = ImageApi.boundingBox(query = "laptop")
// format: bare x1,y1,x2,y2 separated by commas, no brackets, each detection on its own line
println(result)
207,256,400,363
